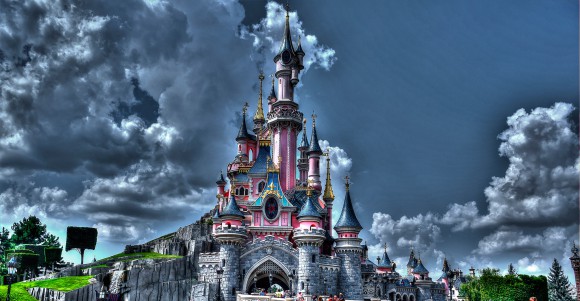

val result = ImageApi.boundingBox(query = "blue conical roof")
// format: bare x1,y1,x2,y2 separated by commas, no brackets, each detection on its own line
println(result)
378,249,393,268
236,114,254,141
308,123,322,154
216,171,226,184
413,259,429,274
220,194,245,218
334,188,362,230
297,191,321,219
299,127,309,149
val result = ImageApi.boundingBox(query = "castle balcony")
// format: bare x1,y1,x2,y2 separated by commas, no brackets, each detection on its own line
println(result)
267,104,304,128
334,236,363,253
213,225,248,244
292,228,326,246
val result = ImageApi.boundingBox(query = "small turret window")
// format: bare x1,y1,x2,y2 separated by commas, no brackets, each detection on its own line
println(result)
258,181,266,193
311,254,316,263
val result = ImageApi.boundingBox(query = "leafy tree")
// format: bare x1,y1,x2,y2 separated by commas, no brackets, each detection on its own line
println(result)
10,216,47,245
42,233,61,248
44,247,63,275
461,269,548,301
548,258,574,301
508,263,517,275
66,227,98,265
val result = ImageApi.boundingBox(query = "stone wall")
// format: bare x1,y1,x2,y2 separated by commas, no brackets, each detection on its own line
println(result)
220,244,241,301
318,255,340,296
298,245,319,295
28,283,100,301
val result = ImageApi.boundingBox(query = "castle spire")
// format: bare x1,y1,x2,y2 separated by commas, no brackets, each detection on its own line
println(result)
334,177,362,230
268,76,277,101
308,113,322,154
322,151,334,201
236,102,253,142
253,73,266,133
299,119,310,149
277,3,295,56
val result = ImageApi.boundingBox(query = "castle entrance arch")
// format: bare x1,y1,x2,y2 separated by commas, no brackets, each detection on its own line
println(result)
243,256,290,293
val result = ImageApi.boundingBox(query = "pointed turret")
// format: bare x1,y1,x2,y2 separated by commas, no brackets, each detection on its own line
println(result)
236,103,253,142
378,243,393,268
297,188,322,219
220,192,245,219
307,114,323,191
413,258,429,279
268,77,277,102
274,4,296,63
296,36,305,70
216,170,226,196
216,171,226,185
253,73,266,134
308,116,322,155
299,122,310,150
334,177,362,231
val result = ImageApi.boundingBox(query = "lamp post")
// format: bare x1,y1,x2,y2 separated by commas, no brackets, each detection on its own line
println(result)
254,276,258,293
306,278,310,295
323,278,327,296
269,273,273,292
6,257,18,301
216,265,224,301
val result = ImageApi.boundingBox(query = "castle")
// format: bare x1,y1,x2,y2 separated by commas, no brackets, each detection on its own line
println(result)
196,5,448,301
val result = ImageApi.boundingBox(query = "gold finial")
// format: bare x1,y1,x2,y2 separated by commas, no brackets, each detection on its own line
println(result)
254,73,265,121
345,175,350,191
303,118,307,126
322,150,335,200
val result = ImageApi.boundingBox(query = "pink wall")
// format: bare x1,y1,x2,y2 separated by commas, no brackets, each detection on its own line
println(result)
298,220,320,229
338,232,358,238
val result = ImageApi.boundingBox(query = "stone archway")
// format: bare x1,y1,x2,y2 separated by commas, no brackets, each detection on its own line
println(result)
243,256,291,293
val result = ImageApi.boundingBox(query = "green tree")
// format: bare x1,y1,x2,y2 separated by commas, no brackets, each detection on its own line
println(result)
42,233,61,248
66,227,98,265
461,269,548,301
0,227,11,264
548,258,574,301
11,216,47,245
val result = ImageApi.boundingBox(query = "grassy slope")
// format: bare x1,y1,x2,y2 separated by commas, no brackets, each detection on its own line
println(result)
99,251,182,262
0,275,93,301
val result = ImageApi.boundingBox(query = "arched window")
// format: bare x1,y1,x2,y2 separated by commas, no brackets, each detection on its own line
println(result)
249,149,253,161
258,181,266,193
311,254,316,263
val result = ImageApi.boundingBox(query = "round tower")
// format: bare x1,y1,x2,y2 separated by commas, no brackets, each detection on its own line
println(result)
214,193,247,301
333,177,363,300
268,4,303,191
293,188,325,296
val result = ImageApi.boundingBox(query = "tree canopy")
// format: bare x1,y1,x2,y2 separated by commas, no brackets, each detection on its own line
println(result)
461,269,547,301
548,258,574,301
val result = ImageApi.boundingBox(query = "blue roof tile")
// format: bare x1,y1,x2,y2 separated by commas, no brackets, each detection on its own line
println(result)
220,194,245,218
334,189,362,230
297,192,321,219
248,146,270,174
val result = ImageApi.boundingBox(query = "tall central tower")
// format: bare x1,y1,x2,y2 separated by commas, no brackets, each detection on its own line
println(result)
268,4,304,191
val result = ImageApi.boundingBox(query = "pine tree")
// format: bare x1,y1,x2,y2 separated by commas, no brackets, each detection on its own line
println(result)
548,258,574,301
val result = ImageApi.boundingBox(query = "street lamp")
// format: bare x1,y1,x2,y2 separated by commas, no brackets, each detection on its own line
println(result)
254,276,258,293
5,257,18,301
269,273,273,292
323,278,327,296
306,278,310,295
216,265,224,301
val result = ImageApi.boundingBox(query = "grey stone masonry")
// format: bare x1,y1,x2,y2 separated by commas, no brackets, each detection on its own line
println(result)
336,250,363,300
219,244,241,301
293,228,326,296
298,244,320,295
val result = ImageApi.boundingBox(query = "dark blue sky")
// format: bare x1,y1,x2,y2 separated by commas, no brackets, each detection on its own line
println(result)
0,0,577,277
